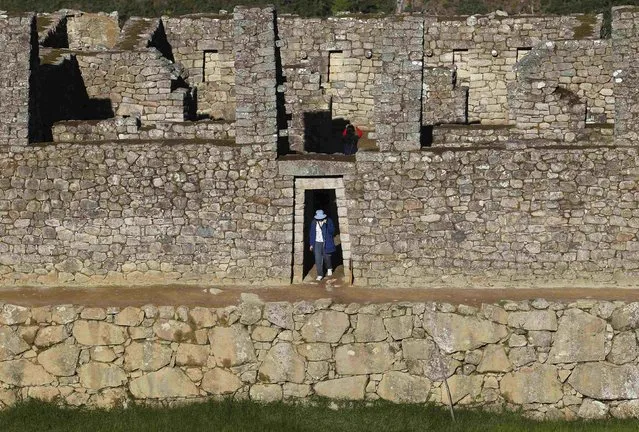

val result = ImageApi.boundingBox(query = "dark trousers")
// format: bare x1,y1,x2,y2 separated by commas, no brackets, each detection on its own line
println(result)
313,242,332,277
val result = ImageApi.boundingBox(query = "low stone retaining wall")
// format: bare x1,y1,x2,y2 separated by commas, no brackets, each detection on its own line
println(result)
1,297,639,419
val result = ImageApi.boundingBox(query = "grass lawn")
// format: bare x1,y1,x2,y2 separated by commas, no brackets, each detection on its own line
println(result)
1,399,637,432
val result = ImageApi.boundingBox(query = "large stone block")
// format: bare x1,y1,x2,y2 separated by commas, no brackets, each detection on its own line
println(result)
249,384,282,402
608,331,639,364
259,342,305,384
548,309,606,363
130,368,199,398
201,368,243,395
423,313,508,353
384,315,413,340
300,310,350,343
500,365,562,404
176,344,209,366
507,310,557,331
477,345,512,373
377,372,431,403
34,326,68,348
0,327,30,360
153,320,194,342
568,363,639,400
354,314,387,342
335,343,394,375
73,321,127,346
37,344,80,376
264,302,294,330
314,376,367,400
0,360,54,386
78,363,127,389
443,374,483,405
610,303,639,331
124,342,172,371
209,325,256,367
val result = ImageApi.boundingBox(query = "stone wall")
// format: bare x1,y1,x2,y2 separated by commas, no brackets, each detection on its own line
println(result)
67,12,119,50
422,67,467,126
163,15,236,121
74,50,189,122
0,14,36,148
0,142,291,286
348,146,639,287
51,118,234,142
373,17,424,152
2,298,639,420
424,13,602,125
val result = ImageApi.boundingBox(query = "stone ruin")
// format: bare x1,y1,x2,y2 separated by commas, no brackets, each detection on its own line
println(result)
0,6,638,287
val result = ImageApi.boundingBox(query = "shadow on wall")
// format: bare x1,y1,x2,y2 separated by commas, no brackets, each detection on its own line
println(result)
303,112,350,154
38,56,115,141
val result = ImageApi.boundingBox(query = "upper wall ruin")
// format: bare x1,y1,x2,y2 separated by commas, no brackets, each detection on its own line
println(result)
1,7,636,152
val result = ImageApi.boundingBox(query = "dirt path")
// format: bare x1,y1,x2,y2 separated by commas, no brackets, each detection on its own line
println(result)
1,281,638,308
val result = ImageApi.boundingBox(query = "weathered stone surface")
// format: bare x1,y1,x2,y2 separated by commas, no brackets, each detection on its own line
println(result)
252,326,279,342
264,302,294,330
28,386,59,402
51,305,77,324
210,325,256,367
301,310,349,343
443,374,483,405
130,368,199,398
384,315,413,340
314,376,367,400
0,360,54,386
239,302,262,326
403,338,456,380
354,314,387,342
259,342,305,383
477,345,511,373
114,307,144,326
297,343,332,361
578,399,609,419
189,307,217,328
201,368,242,395
335,343,394,375
608,331,638,364
0,305,29,325
508,310,557,331
81,308,107,320
91,388,127,410
283,383,311,398
37,344,80,376
73,321,127,345
124,342,172,372
610,303,639,331
0,327,29,360
500,365,562,404
423,313,508,353
377,372,431,403
79,363,127,389
34,326,68,347
611,400,639,418
568,363,639,400
176,344,209,366
153,319,194,342
0,389,17,407
91,346,117,363
250,384,282,402
548,309,606,363
509,346,537,367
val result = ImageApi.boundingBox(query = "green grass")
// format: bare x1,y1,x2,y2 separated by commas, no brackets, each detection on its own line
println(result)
1,399,638,432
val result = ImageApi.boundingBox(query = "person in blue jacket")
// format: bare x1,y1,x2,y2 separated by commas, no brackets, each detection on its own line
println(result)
309,209,336,281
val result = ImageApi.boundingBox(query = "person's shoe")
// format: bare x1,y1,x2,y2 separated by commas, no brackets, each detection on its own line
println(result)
316,276,323,281
327,269,333,276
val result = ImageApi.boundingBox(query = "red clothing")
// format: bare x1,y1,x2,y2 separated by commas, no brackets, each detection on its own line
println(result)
342,127,363,138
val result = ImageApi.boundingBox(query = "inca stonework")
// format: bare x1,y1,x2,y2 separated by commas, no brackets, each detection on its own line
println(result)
0,298,639,420
0,5,639,289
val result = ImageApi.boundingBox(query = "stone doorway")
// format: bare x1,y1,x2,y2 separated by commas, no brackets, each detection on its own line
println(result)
293,177,351,283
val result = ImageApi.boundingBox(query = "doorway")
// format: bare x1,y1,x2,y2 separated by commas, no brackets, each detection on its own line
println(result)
303,189,344,280
293,177,351,284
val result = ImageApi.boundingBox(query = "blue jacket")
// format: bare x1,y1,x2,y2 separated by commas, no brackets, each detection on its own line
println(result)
309,218,336,253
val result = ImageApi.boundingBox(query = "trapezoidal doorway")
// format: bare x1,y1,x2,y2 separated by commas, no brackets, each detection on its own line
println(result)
293,177,351,284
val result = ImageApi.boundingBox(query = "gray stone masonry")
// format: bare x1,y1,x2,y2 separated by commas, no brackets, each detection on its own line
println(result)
0,299,638,421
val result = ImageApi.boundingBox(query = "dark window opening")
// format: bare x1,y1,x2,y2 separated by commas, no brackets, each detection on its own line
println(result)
420,125,433,148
